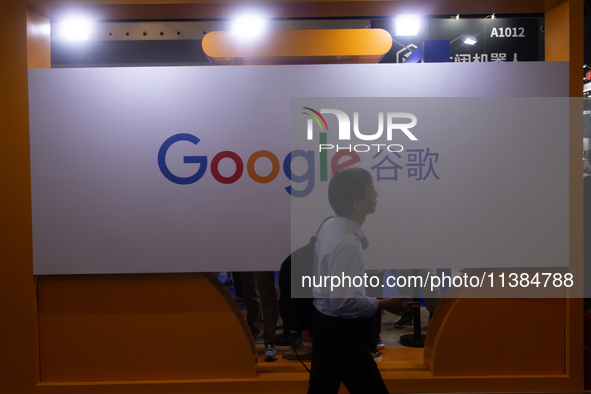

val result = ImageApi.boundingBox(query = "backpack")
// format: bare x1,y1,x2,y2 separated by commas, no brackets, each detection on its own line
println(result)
278,217,333,335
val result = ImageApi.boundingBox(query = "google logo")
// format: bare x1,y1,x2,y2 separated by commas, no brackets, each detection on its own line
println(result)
157,133,361,197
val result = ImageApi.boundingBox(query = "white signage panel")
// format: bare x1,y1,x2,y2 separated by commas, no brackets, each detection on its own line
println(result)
28,62,569,274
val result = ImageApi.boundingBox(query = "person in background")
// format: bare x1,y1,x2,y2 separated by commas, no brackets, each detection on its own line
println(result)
241,271,279,362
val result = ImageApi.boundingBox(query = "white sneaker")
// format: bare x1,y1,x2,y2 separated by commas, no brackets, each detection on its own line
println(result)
371,350,382,362
376,336,385,350
264,343,278,362
282,341,313,360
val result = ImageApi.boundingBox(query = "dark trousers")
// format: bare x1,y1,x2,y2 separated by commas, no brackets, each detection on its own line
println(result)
232,272,243,298
361,308,382,352
241,271,278,345
307,308,389,394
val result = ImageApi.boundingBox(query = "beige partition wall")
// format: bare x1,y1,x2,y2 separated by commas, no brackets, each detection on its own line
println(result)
0,1,583,393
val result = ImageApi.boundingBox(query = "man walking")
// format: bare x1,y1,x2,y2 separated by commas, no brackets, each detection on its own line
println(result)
307,167,410,394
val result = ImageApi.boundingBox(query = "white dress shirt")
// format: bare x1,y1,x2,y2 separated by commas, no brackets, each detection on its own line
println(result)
312,216,378,319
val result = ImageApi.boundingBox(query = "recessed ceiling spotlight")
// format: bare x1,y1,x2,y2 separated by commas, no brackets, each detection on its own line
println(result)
232,14,267,40
395,15,421,36
62,18,93,40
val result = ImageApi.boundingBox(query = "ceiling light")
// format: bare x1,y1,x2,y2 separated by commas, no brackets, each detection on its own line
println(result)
231,14,267,40
450,34,478,45
462,35,478,45
395,15,420,36
62,18,93,40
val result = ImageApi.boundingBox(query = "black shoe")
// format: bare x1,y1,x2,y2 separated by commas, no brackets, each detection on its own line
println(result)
224,278,234,289
394,311,413,328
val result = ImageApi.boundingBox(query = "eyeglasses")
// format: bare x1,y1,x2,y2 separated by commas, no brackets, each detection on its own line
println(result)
365,189,378,198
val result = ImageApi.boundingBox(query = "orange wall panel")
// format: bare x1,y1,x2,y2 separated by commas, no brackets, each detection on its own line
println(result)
426,298,565,376
38,274,256,382
26,8,51,69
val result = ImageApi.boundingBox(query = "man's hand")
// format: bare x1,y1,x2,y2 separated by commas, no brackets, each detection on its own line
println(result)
361,236,369,250
378,296,412,314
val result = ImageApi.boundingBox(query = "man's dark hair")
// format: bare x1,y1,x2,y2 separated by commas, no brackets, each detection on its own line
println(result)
328,167,373,217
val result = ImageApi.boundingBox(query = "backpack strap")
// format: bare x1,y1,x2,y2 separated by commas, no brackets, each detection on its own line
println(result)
313,216,334,239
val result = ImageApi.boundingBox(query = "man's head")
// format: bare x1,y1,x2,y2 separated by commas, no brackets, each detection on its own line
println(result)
328,167,377,218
